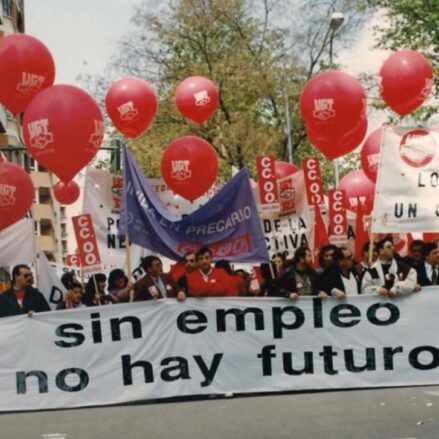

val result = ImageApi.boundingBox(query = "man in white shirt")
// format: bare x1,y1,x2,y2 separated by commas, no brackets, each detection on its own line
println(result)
361,238,420,297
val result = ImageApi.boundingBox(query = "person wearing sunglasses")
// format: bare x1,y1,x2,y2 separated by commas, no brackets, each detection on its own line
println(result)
361,238,420,297
0,264,50,318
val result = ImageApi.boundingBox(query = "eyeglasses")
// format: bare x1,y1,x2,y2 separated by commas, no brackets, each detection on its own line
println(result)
23,273,33,278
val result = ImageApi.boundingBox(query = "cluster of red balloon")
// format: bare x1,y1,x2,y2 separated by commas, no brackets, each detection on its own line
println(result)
300,71,367,161
105,75,220,201
0,35,107,231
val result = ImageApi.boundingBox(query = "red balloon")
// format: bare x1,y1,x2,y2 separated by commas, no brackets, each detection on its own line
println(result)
0,34,55,115
22,85,104,182
360,127,386,182
161,136,218,201
337,170,375,214
175,76,219,124
274,161,300,179
379,50,433,116
300,71,366,146
54,181,80,205
0,162,34,230
105,77,157,138
306,117,368,160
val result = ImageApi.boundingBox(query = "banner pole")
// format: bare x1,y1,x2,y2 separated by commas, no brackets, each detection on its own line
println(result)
92,274,101,306
125,233,134,302
368,229,375,267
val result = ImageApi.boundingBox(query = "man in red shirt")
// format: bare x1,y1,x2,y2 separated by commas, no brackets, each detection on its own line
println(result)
187,247,234,297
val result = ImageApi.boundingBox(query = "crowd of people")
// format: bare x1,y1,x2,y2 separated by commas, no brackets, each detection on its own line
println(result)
0,236,438,318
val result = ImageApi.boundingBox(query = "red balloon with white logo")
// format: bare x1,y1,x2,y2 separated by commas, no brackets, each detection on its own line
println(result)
161,136,218,201
53,181,80,205
175,76,219,124
105,77,157,138
337,169,375,214
0,162,34,230
360,127,385,183
306,117,368,160
274,161,299,180
0,34,55,115
379,50,433,116
22,85,104,183
300,71,366,158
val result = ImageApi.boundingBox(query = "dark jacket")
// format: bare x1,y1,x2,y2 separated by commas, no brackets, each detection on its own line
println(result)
322,267,361,295
0,286,50,318
134,273,179,300
416,262,438,287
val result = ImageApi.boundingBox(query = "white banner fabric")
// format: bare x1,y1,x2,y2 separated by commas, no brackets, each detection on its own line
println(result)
2,291,439,412
0,218,36,266
373,127,439,233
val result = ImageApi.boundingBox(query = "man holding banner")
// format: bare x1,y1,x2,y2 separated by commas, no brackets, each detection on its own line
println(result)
361,237,419,297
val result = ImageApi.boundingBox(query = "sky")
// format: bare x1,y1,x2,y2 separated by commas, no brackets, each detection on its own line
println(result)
25,0,143,85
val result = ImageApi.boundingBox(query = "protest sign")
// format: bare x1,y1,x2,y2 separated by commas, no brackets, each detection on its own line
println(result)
2,292,439,412
373,127,439,233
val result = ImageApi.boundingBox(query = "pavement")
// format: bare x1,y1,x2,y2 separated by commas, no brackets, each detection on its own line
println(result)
2,385,439,439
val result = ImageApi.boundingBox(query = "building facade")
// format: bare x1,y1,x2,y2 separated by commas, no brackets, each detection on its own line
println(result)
0,0,63,266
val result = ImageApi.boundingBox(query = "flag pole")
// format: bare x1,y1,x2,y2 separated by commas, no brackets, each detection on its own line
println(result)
125,233,134,302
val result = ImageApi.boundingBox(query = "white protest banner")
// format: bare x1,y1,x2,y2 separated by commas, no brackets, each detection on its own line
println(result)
0,218,35,266
2,291,439,412
373,127,439,233
37,251,66,310
258,171,312,258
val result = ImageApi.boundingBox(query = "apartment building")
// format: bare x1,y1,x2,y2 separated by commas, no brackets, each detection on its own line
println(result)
0,0,63,264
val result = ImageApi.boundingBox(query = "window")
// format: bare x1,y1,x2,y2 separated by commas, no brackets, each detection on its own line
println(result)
2,0,12,17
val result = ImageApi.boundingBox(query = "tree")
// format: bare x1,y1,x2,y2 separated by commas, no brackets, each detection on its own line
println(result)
366,0,439,121
80,0,367,188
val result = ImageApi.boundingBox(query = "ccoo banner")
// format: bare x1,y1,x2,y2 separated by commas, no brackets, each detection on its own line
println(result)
373,127,439,233
2,291,439,412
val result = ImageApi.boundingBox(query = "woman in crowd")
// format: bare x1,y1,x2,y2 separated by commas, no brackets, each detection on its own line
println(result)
107,268,132,303
82,273,114,306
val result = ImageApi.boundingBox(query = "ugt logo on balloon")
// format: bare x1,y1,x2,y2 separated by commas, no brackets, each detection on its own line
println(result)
171,160,192,181
117,101,139,122
312,99,336,121
193,90,211,108
0,183,17,208
421,78,434,100
399,129,436,168
89,120,106,150
16,72,45,97
27,119,54,150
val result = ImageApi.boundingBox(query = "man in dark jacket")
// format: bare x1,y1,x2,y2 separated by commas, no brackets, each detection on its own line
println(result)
0,264,50,318
322,247,361,299
134,256,185,301
416,242,439,287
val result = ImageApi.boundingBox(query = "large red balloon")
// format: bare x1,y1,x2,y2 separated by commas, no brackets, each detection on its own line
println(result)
54,181,80,205
105,77,157,138
0,162,34,230
0,34,55,115
22,85,104,182
175,76,219,124
379,50,433,116
360,127,386,182
274,161,300,179
300,71,366,146
338,170,375,214
161,136,218,201
306,117,368,160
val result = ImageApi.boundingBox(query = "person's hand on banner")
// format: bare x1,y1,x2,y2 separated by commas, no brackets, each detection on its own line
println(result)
318,291,328,299
414,285,422,293
331,288,347,300
289,292,299,301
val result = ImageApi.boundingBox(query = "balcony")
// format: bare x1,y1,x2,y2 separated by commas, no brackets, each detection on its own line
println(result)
37,235,56,253
31,171,52,188
33,204,55,224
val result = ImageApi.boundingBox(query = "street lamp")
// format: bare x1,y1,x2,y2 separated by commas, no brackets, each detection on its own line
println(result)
329,12,344,187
